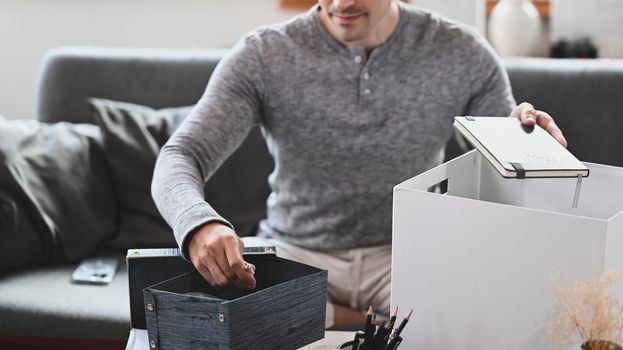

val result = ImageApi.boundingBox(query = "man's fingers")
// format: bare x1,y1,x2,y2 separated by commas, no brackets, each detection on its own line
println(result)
195,262,216,286
187,223,256,290
238,237,245,255
512,103,568,147
214,248,237,283
200,254,231,287
536,111,568,148
225,242,256,290
512,102,537,126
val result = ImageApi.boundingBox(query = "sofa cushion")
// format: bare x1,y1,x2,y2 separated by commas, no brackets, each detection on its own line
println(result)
0,119,117,274
89,98,274,246
0,259,130,340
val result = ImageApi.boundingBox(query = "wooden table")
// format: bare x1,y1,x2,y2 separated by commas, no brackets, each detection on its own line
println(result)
127,329,354,350
298,331,354,349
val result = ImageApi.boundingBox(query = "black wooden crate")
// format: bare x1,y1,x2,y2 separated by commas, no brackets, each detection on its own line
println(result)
143,254,328,350
126,248,193,329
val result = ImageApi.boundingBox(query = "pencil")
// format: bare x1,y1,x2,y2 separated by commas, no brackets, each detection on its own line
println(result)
388,307,398,329
362,306,374,350
395,309,413,337
365,306,373,332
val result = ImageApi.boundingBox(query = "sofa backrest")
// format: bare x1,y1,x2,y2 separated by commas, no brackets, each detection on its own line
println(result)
35,47,272,237
504,58,623,168
35,47,623,236
36,47,227,124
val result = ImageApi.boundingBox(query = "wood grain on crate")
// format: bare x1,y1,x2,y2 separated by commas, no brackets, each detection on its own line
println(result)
227,273,327,349
127,252,193,329
144,256,328,350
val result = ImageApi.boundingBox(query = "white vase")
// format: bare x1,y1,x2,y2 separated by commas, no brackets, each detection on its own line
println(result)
488,0,542,57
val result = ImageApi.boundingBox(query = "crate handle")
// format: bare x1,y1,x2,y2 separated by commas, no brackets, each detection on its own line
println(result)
427,178,449,194
395,150,478,194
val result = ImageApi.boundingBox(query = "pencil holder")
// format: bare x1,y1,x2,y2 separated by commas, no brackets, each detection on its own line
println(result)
337,340,357,350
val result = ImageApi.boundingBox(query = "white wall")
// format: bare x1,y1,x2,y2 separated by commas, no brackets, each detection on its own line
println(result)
0,0,480,119
415,0,486,33
0,0,299,119
551,0,623,58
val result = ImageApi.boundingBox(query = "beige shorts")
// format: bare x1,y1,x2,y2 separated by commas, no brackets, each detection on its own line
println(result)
244,237,391,328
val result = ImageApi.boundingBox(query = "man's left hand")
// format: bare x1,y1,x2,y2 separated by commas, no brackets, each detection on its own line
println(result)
511,102,568,148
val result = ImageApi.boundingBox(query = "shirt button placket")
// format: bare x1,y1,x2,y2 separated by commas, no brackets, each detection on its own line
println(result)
362,70,371,97
352,50,370,98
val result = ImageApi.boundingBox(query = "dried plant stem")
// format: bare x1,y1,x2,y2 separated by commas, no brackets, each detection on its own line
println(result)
561,300,590,340
549,272,623,349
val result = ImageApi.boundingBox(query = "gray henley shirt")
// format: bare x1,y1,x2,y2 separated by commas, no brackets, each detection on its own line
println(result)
152,3,516,258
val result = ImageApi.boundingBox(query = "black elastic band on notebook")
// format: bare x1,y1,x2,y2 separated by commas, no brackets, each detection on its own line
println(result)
510,162,526,179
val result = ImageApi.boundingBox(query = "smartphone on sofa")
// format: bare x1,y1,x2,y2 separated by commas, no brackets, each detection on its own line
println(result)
71,258,118,285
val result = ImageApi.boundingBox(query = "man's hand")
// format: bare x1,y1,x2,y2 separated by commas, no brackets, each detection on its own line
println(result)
188,222,256,290
511,102,568,148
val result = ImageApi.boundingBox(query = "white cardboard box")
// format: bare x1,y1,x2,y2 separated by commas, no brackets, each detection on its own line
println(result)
391,150,623,350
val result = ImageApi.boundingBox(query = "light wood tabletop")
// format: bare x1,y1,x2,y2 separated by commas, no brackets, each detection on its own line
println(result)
127,329,355,350
297,331,354,349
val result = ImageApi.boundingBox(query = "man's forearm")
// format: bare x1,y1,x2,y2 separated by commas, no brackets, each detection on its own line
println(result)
151,144,232,259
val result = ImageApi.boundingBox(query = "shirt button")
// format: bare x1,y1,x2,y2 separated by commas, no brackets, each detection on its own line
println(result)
354,55,362,63
364,89,372,95
363,72,370,80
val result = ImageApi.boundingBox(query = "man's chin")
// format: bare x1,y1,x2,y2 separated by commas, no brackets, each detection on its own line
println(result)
331,27,366,45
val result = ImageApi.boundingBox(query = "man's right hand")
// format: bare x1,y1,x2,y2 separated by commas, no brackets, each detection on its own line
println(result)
188,222,256,290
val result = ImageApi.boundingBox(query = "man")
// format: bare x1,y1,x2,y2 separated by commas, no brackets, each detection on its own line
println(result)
152,0,567,328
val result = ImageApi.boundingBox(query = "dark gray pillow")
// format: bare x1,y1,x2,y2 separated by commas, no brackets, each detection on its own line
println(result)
0,119,117,274
88,98,273,248
89,98,185,249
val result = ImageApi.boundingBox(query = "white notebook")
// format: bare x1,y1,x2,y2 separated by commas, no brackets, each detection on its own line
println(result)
453,116,589,178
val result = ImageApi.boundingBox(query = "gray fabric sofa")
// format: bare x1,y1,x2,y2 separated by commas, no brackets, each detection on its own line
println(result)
1,46,622,348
